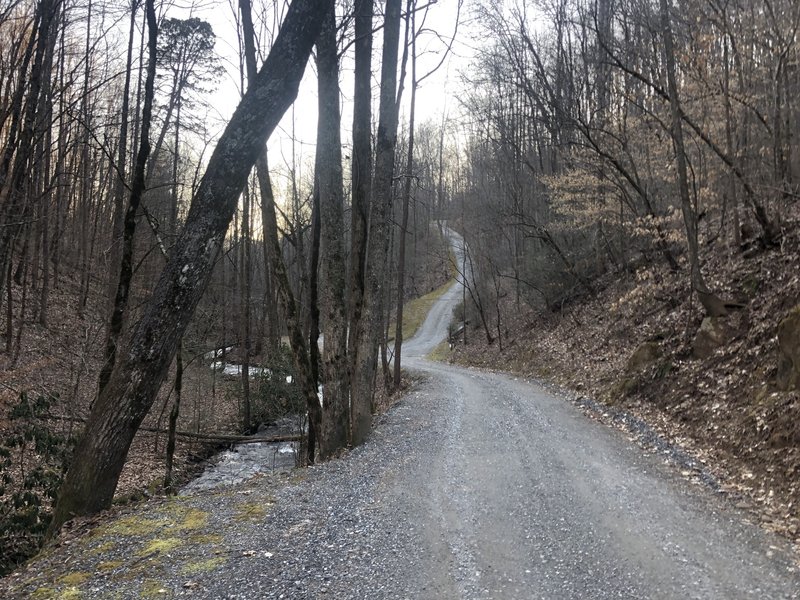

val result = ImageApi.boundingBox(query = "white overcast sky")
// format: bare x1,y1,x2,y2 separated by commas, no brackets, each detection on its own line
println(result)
172,0,475,196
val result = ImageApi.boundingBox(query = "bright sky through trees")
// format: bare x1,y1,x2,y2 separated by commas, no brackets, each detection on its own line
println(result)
183,0,471,198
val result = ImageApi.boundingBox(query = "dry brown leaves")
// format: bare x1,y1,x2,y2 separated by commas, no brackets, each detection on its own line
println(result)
450,216,800,548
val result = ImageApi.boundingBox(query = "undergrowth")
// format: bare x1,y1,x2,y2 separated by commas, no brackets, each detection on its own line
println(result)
0,393,75,575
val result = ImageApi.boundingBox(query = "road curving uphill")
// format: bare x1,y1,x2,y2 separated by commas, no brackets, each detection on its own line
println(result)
3,228,798,599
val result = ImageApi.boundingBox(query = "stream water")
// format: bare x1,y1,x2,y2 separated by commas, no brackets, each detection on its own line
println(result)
180,406,301,494
182,226,462,495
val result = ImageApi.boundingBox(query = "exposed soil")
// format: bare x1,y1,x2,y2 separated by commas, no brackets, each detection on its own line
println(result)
448,218,800,546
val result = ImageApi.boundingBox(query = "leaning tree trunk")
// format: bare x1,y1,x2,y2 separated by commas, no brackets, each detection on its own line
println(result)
49,0,330,534
660,0,727,318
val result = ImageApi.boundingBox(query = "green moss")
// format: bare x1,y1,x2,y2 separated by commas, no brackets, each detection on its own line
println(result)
88,540,116,556
96,560,124,572
104,515,165,537
178,508,208,530
427,340,451,362
188,533,223,545
181,556,226,575
234,502,267,522
137,537,182,557
98,504,208,545
31,588,84,600
140,580,170,598
56,572,90,587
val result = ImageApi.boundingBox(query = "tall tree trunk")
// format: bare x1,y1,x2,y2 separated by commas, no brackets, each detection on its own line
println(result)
0,0,61,304
163,340,182,492
106,1,140,314
49,0,331,533
238,4,278,360
351,0,402,445
660,0,726,317
347,0,373,444
315,2,349,456
239,0,323,462
393,1,418,389
240,185,252,432
76,0,93,319
98,0,158,395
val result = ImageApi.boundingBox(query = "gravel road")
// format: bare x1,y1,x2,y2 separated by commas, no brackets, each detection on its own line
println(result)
5,228,798,599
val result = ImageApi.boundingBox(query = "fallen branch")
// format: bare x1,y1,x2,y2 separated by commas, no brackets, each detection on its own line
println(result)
141,428,301,444
40,413,301,444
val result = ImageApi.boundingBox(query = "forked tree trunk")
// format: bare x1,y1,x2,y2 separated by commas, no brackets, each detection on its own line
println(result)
351,0,402,446
49,0,330,534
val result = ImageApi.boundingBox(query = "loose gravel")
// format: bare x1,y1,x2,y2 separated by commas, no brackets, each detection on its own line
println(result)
3,228,798,598
4,361,798,599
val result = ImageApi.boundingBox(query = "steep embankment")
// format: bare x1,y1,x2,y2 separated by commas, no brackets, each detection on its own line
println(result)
448,222,800,545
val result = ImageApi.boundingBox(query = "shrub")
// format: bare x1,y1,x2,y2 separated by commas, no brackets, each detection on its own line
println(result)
252,345,306,426
0,393,75,575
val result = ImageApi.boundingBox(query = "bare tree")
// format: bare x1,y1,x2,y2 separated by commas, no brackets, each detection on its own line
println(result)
350,0,402,445
98,0,158,394
314,2,349,455
660,0,727,316
347,0,374,444
49,0,331,533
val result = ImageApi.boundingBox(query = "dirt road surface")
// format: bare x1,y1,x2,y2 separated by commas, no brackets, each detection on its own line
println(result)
4,228,798,599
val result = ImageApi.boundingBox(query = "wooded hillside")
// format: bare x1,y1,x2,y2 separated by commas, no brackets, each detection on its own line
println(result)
1,0,798,576
446,0,800,543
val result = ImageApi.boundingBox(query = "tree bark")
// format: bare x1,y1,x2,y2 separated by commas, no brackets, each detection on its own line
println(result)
393,1,418,389
239,0,323,463
347,0,374,444
0,0,61,304
315,2,350,456
97,0,158,395
660,0,727,317
351,0,402,446
49,0,330,534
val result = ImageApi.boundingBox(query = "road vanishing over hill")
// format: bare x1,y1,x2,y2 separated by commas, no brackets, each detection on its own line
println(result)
4,228,799,599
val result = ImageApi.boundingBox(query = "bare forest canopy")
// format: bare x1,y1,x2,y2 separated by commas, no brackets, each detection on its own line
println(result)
0,0,799,572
